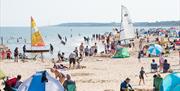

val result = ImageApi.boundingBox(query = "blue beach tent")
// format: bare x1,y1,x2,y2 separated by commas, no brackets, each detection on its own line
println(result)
18,71,64,91
160,72,180,91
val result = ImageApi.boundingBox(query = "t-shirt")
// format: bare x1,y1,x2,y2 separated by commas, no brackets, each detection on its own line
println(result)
69,52,76,59
120,81,132,91
6,77,17,87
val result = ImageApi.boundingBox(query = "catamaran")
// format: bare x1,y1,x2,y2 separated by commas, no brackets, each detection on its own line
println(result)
25,17,49,61
119,5,136,45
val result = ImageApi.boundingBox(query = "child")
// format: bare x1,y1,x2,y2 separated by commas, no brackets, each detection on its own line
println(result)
139,67,147,85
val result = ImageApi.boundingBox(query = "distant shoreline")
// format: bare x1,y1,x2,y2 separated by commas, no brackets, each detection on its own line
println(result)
0,20,179,27
57,21,180,27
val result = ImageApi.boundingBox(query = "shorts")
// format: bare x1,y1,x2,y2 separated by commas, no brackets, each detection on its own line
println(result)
85,52,89,56
139,75,144,79
94,49,97,53
69,58,76,64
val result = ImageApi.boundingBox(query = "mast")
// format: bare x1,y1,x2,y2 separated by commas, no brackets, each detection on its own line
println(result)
120,5,123,31
31,16,32,49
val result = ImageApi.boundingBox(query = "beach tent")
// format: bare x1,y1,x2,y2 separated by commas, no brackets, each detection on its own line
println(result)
112,48,130,58
18,71,64,91
0,69,6,80
160,72,180,91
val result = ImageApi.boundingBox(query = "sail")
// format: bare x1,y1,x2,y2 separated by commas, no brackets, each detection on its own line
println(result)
120,5,135,40
31,17,45,46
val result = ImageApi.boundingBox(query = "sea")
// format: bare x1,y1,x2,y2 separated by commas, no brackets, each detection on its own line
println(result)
0,26,171,59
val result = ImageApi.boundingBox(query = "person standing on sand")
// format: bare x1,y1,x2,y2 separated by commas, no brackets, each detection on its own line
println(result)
84,46,89,56
74,47,78,57
69,51,76,69
14,47,18,62
139,67,147,85
138,51,141,62
159,53,164,72
6,49,12,59
94,43,98,56
79,43,84,56
22,45,26,59
1,49,5,60
50,44,54,55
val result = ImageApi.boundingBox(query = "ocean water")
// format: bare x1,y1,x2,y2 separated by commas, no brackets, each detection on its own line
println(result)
0,26,165,59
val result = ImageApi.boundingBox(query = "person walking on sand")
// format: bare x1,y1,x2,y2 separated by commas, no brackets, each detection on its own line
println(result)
139,67,147,85
14,47,19,62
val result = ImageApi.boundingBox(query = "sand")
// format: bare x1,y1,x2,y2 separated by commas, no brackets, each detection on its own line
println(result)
0,49,179,91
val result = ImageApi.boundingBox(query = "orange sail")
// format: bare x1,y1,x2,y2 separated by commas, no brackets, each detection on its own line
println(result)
31,17,45,46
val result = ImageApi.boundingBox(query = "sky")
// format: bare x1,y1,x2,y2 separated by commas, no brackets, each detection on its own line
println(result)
0,0,180,26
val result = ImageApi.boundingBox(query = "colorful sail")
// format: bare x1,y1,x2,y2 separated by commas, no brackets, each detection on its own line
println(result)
120,5,135,40
31,17,45,46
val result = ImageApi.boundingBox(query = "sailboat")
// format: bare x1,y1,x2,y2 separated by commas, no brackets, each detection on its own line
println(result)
26,17,49,60
119,5,136,44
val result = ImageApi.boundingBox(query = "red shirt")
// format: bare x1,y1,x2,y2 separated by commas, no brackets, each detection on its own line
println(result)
6,77,17,87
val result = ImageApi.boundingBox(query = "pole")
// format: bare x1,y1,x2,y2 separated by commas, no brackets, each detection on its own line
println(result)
179,51,180,65
30,16,32,49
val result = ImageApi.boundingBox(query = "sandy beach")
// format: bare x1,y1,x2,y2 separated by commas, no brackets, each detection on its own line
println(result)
0,49,179,91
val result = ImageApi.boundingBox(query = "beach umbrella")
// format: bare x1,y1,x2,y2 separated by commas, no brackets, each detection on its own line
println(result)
18,71,64,91
160,72,180,91
148,44,163,56
0,69,6,80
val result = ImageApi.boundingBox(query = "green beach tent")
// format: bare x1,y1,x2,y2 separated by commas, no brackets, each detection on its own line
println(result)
0,69,6,80
112,48,130,58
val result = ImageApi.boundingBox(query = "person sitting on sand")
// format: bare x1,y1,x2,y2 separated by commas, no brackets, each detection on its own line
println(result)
139,67,147,85
63,74,76,91
120,78,134,91
4,75,21,91
61,52,65,62
151,59,158,73
57,51,61,62
163,59,170,73
53,63,68,69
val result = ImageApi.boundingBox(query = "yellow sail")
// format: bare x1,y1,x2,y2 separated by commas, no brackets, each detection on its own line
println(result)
31,17,45,46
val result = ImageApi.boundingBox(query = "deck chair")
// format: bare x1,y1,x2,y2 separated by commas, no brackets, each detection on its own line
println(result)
67,83,76,91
